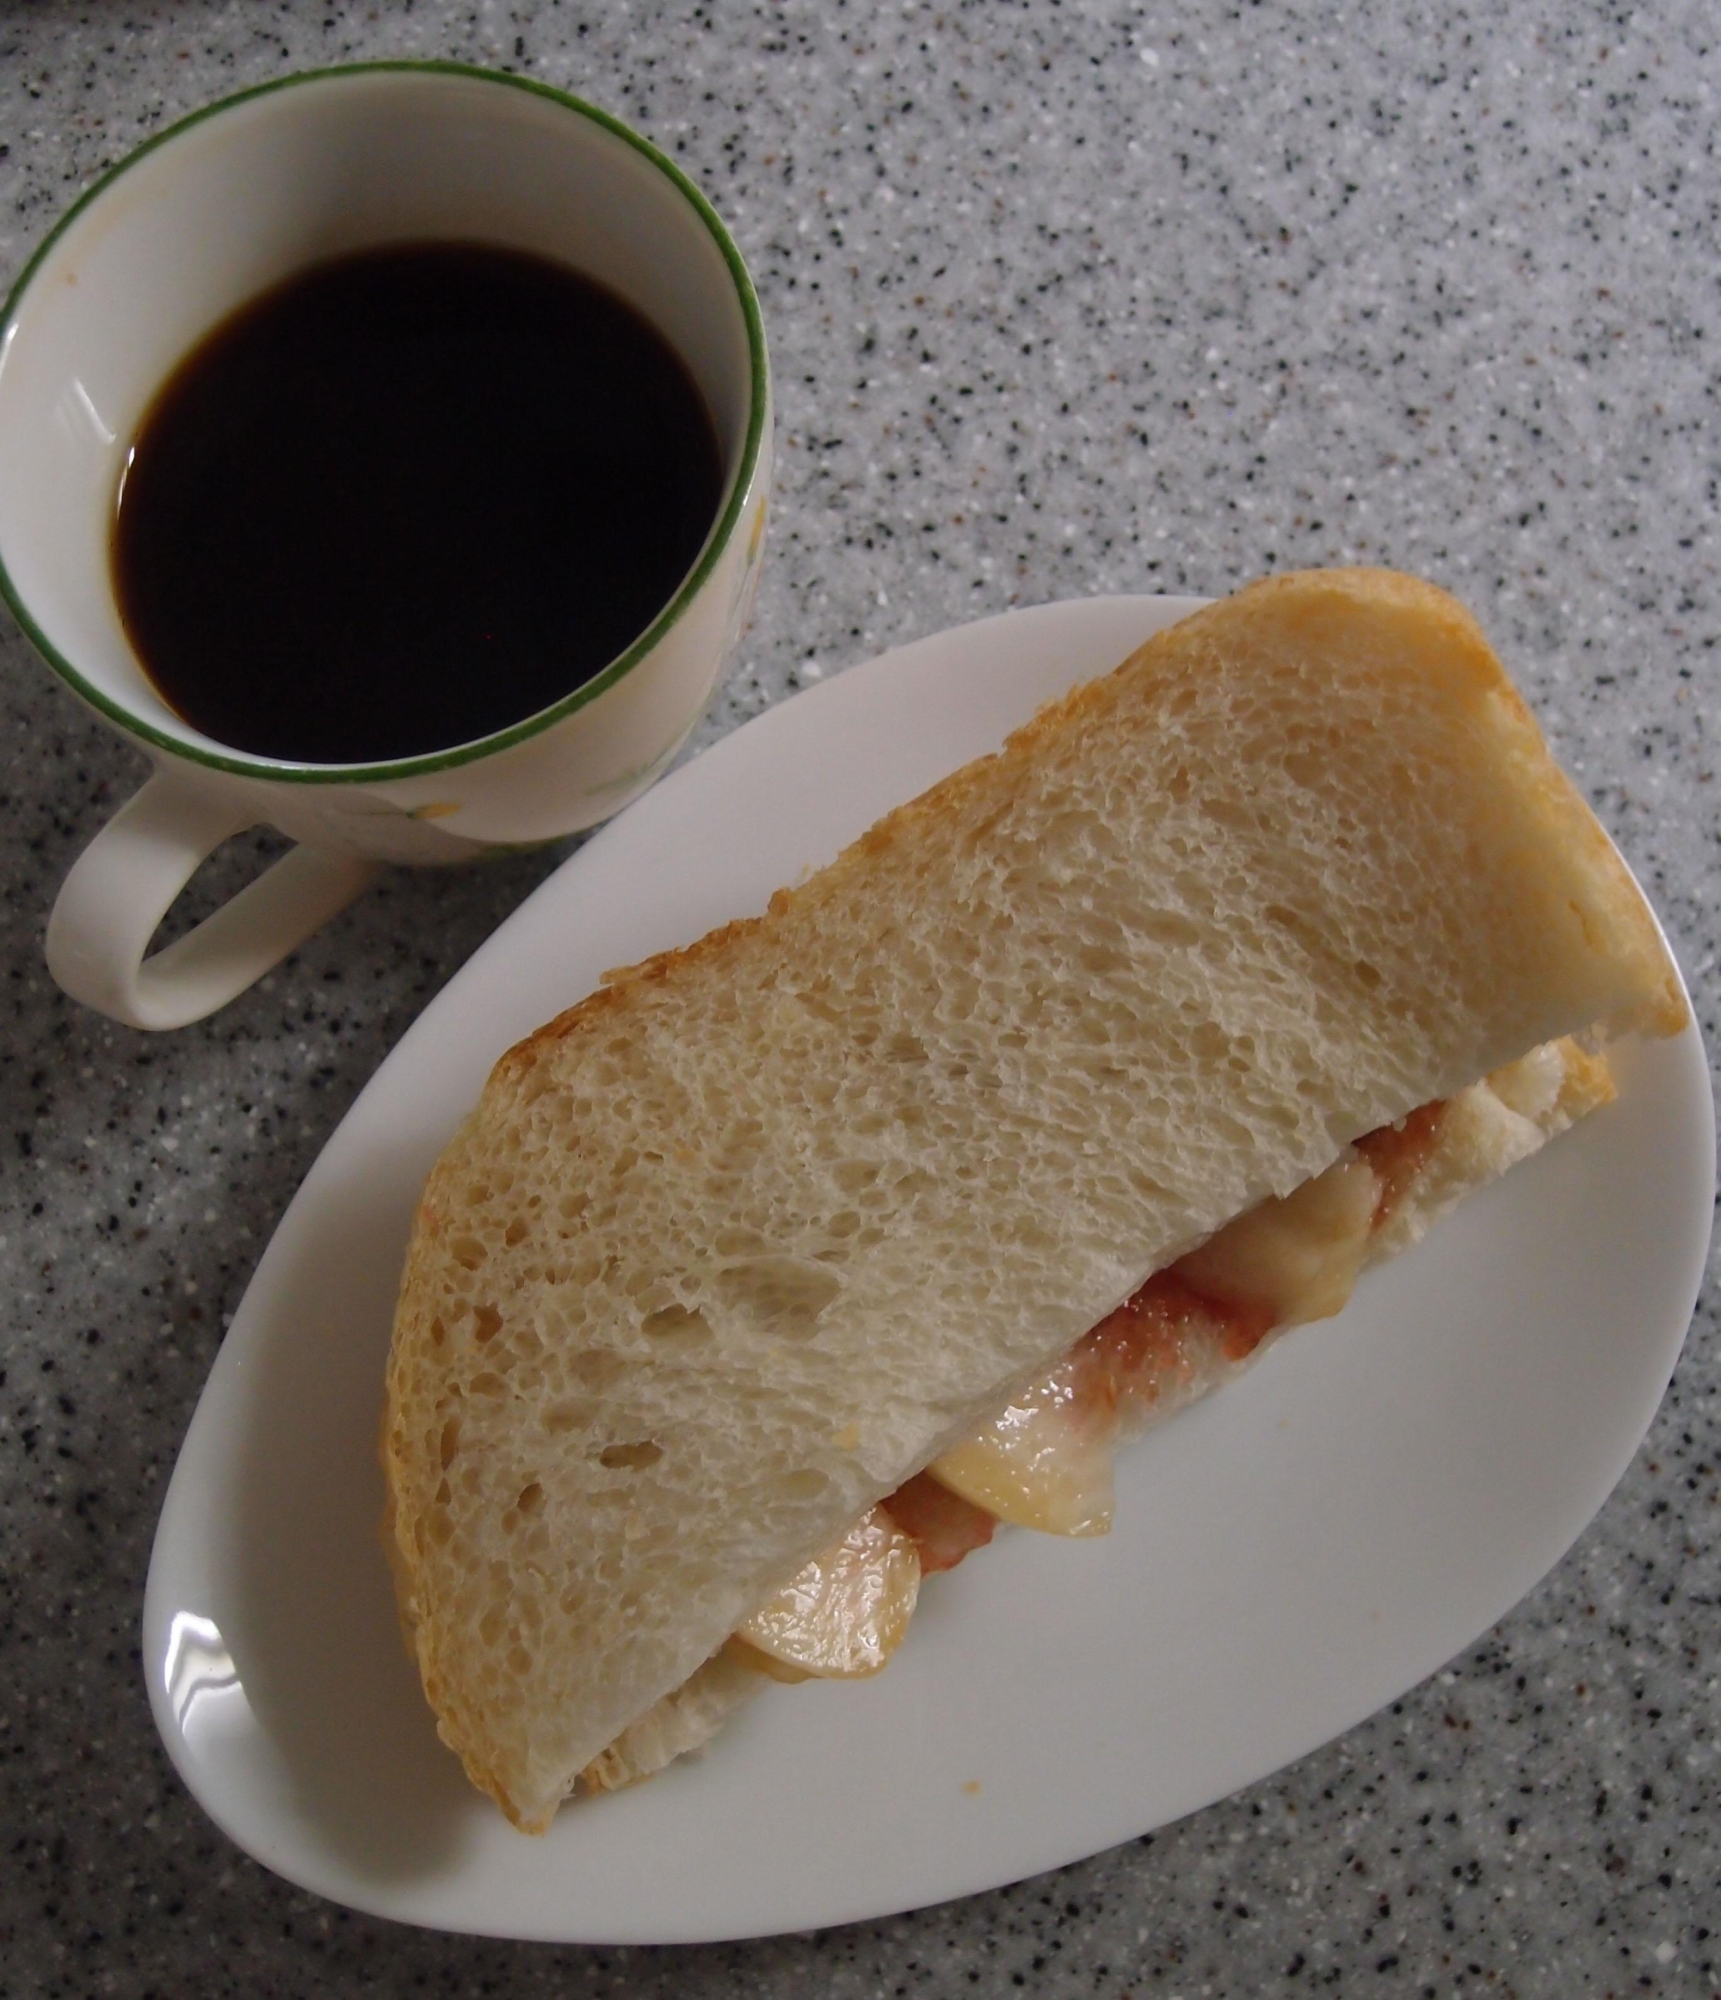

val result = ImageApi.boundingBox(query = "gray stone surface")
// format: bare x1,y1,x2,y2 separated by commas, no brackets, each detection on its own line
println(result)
1,0,1717,1993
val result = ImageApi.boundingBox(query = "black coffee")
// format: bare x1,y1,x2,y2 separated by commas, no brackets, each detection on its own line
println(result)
112,242,724,763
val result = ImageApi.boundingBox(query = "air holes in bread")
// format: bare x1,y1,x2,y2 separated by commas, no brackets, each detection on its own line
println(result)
1081,944,1126,977
450,1236,486,1271
473,1303,503,1344
1262,903,1327,959
640,1303,712,1340
1138,909,1202,949
516,1481,544,1517
1191,1021,1228,1059
714,1256,843,1338
565,1348,626,1392
796,986,843,1024
599,1440,663,1471
778,1468,830,1503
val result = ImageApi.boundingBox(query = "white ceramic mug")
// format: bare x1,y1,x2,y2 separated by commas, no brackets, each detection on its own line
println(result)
0,63,771,1030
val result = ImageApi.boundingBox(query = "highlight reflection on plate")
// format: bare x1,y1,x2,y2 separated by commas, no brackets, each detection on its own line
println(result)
142,595,1713,1943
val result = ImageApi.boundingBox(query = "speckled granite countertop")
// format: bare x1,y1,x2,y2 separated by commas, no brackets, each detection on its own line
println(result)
2,2,1717,1994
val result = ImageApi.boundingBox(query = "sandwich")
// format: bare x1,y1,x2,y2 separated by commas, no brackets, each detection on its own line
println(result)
382,568,1685,1832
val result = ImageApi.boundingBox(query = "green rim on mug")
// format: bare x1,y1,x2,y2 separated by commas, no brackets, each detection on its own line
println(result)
0,61,770,786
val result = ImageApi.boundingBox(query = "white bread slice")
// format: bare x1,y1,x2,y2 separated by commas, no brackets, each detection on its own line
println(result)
384,568,1684,1831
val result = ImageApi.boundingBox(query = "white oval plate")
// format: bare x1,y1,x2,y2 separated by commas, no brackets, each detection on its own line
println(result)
143,595,1714,1944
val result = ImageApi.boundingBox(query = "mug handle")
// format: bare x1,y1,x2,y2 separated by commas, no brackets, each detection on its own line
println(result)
45,769,381,1030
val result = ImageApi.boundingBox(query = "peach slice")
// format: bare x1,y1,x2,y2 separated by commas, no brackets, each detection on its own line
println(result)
929,1360,1115,1536
734,1507,922,1678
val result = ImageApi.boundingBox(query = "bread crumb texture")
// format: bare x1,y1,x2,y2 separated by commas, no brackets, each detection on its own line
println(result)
384,567,1683,1829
